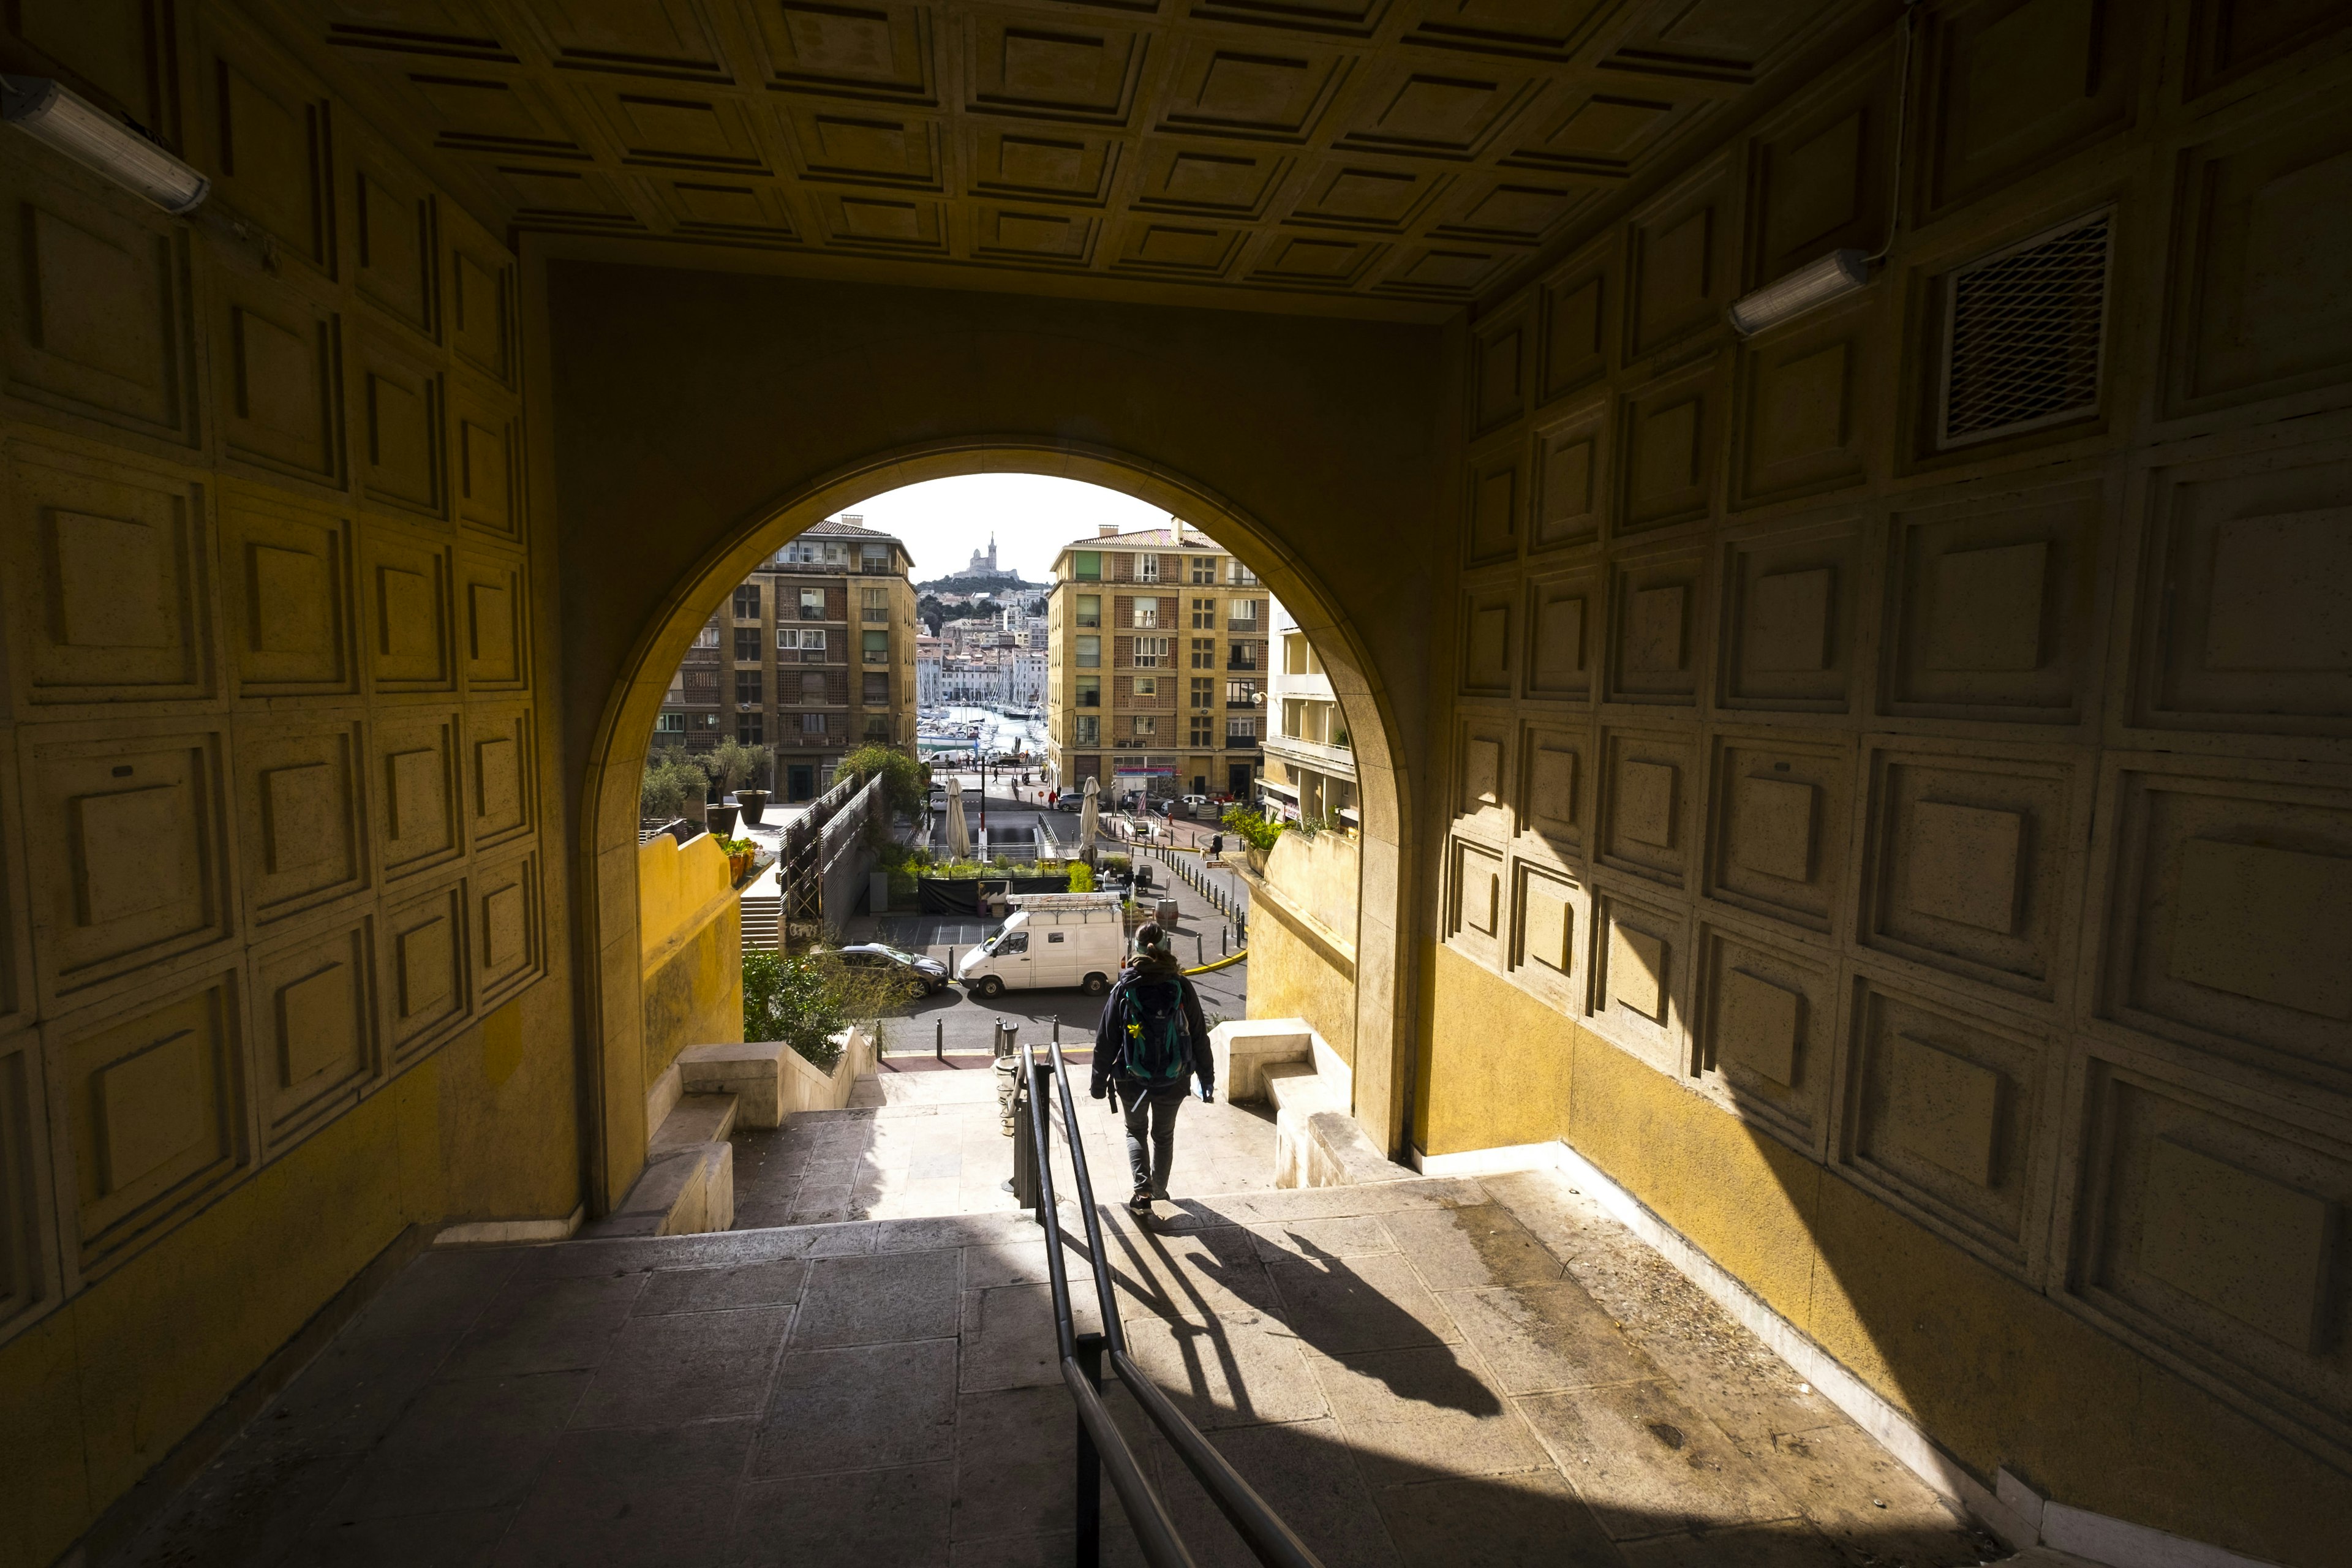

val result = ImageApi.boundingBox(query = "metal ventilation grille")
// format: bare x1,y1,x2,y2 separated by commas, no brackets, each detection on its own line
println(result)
1938,210,2111,448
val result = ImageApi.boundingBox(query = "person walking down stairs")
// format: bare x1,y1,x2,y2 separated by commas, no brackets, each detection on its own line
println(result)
1090,922,1215,1213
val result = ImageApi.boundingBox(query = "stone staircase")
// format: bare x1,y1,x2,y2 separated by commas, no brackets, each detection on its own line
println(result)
739,891,780,951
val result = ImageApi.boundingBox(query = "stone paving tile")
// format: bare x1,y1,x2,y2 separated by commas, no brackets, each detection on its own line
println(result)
1744,1421,1988,1564
964,1237,1055,1289
437,1274,646,1380
320,1371,588,1523
115,1447,361,1568
495,1419,753,1567
1302,1344,1550,1488
1613,1518,1856,1568
1146,1415,1403,1568
796,1248,962,1346
785,1187,859,1224
875,1210,1039,1254
1117,1308,1329,1431
281,1504,516,1566
752,1338,959,1477
634,1258,809,1316
1382,1203,1569,1291
1104,1216,1284,1325
1480,1172,1842,1447
1517,1378,1799,1541
729,1461,955,1567
1374,1468,1626,1568
570,1305,792,1427
235,1332,450,1464
1264,1251,1463,1354
1441,1280,1662,1396
952,1384,1081,1542
344,1249,525,1347
947,1531,1078,1568
959,1282,1102,1392
1244,1213,1397,1262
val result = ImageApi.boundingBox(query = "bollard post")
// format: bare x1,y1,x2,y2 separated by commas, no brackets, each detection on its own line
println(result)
935,1019,944,1062
1222,926,1228,956
1196,933,1204,965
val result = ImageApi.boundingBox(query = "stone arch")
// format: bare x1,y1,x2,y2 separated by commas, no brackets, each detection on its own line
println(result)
574,439,1412,1210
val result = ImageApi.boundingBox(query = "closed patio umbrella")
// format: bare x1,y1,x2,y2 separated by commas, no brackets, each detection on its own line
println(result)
1079,775,1099,862
945,783,971,861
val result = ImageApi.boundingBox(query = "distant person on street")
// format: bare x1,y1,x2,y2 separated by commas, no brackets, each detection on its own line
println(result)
1091,922,1213,1213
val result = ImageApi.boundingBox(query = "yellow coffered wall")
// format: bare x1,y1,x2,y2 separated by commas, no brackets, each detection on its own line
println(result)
0,5,577,1561
1422,2,2352,1560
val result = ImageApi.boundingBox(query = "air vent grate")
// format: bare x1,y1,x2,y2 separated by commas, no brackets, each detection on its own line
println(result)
1938,209,2111,448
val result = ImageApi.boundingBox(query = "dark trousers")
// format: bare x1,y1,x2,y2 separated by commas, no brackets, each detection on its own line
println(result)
1118,1081,1188,1197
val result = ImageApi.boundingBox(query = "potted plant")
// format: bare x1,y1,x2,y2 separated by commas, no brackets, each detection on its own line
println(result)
705,737,773,837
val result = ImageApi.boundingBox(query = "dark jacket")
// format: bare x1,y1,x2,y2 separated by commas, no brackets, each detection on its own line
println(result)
1090,951,1213,1101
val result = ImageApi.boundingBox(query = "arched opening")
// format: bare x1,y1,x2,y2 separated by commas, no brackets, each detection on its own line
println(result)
575,442,1410,1214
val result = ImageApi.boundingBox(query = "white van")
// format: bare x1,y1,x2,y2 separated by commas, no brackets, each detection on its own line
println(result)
956,892,1128,998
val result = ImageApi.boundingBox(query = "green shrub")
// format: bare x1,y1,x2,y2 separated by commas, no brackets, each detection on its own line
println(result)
1067,862,1095,892
705,736,772,795
836,743,926,816
640,748,712,821
742,948,918,1071
1220,804,1285,853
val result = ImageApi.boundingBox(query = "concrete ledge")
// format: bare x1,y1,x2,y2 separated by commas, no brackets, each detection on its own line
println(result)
434,1205,586,1247
1266,1063,1413,1189
598,1143,734,1238
1412,1140,1563,1178
650,1091,739,1157
680,1042,790,1128
1212,1019,1313,1102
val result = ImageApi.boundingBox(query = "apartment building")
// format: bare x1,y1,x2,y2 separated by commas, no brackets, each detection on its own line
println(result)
1261,601,1356,829
657,518,918,801
916,636,943,709
1046,525,1271,802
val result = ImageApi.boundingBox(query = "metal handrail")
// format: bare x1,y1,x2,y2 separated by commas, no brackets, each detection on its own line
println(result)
1018,1048,1196,1568
1020,1041,1326,1568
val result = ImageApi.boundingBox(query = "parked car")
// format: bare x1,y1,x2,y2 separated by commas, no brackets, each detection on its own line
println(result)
829,943,950,995
1180,794,1213,819
1051,790,1085,810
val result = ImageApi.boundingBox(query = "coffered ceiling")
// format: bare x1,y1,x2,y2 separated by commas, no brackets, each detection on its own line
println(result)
266,0,1877,312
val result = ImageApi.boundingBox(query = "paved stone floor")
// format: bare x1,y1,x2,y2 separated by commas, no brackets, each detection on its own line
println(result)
113,1147,2003,1567
731,1058,1280,1227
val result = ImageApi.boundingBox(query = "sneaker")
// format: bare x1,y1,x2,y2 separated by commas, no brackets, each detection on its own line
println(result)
1150,1186,1170,1202
1127,1189,1153,1213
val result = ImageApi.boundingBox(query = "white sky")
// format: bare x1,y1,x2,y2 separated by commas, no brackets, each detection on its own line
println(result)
824,474,1188,584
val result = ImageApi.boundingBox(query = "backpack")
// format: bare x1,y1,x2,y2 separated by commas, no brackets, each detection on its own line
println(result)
1117,974,1191,1089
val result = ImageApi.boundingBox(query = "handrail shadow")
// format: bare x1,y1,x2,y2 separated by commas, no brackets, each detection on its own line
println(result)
1021,1039,1327,1568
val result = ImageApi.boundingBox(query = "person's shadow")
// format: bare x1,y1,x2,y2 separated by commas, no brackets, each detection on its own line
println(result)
1109,1215,1501,1419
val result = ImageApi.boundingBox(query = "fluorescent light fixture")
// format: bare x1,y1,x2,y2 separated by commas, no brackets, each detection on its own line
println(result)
1,76,208,214
1728,249,1871,336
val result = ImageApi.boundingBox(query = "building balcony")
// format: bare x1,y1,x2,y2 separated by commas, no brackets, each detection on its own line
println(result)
1262,731,1358,778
